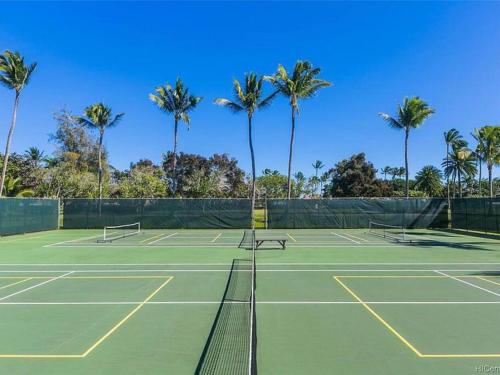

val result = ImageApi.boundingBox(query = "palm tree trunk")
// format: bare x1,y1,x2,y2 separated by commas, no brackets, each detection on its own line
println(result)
458,169,462,198
171,119,179,196
286,106,296,199
97,129,104,200
478,159,482,196
446,144,450,206
248,114,256,226
404,128,409,198
0,93,20,197
488,164,493,198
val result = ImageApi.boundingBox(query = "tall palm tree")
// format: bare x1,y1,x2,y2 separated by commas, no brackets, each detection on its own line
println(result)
444,128,465,204
312,160,324,195
150,78,202,196
215,73,277,221
74,103,124,199
379,97,435,198
265,61,331,199
0,51,37,197
474,126,500,197
442,148,477,198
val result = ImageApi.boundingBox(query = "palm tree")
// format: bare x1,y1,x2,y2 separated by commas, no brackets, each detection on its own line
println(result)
309,176,320,197
3,176,34,197
24,146,46,167
312,160,324,195
150,78,202,196
74,103,124,199
474,126,500,197
442,148,477,198
472,129,485,196
414,165,443,197
381,166,392,180
379,97,435,198
265,61,331,199
0,51,37,197
215,73,277,221
444,128,466,203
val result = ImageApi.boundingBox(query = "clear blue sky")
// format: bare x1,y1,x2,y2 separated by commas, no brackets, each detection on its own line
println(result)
0,1,499,178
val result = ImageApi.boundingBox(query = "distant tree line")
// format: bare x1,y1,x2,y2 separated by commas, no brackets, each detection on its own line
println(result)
0,50,498,200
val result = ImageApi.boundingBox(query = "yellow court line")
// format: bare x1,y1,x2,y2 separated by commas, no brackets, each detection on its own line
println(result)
477,276,500,287
334,276,424,357
211,233,222,243
286,233,297,242
0,276,174,359
334,276,500,358
81,276,173,357
140,232,167,243
0,278,32,291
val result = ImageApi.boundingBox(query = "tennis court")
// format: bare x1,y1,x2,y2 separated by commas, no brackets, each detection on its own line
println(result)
0,226,499,375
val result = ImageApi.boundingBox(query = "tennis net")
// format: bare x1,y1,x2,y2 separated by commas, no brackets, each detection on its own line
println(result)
98,222,141,243
196,231,257,375
368,221,406,242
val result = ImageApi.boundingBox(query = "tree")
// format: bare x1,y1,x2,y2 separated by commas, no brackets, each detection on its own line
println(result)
320,171,330,196
0,51,37,197
3,176,34,197
414,165,443,197
381,166,392,180
256,172,288,198
442,147,477,198
73,103,124,199
24,147,47,167
325,153,390,197
312,160,324,195
473,126,500,197
117,162,167,198
444,129,466,203
50,110,102,171
379,97,435,198
150,78,202,196
265,61,331,199
215,73,277,219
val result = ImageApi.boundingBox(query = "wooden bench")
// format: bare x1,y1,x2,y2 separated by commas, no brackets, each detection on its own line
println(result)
255,236,288,250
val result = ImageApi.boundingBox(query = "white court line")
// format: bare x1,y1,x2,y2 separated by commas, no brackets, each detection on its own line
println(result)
147,232,178,245
0,262,498,266
43,234,105,247
344,233,368,242
0,269,499,273
43,244,408,248
0,300,499,305
434,270,500,297
211,233,222,243
330,232,361,244
0,271,74,302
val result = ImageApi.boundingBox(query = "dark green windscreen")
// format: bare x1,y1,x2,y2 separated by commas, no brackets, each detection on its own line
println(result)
62,198,252,229
451,198,500,234
0,198,59,236
267,198,448,229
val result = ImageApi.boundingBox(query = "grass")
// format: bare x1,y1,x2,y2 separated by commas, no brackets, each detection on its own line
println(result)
0,228,498,374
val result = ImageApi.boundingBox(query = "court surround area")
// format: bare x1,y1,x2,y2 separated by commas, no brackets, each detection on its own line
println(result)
0,227,499,374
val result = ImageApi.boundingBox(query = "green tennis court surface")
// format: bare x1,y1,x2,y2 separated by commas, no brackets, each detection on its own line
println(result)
0,228,499,374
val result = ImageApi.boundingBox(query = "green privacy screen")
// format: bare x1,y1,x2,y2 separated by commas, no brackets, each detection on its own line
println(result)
62,199,252,229
451,198,500,234
267,198,448,229
0,198,59,236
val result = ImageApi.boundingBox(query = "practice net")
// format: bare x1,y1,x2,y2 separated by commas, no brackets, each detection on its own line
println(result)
98,222,141,243
196,234,257,375
368,221,407,242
